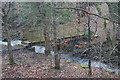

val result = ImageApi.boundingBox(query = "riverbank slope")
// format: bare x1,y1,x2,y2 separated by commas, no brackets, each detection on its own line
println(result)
2,49,119,78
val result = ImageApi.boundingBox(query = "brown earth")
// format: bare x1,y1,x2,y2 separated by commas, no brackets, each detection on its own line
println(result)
2,49,119,78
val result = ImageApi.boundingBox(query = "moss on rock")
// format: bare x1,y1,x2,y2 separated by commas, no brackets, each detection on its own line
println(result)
80,64,88,68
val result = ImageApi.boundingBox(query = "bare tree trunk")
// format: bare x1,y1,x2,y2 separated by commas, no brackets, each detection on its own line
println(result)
44,26,51,56
51,2,60,69
54,46,60,69
87,3,92,76
4,23,15,65
99,42,102,77
53,21,60,69
54,26,60,69
7,30,15,65
116,26,120,76
2,3,15,65
103,19,112,45
41,3,51,56
112,22,116,47
76,2,80,24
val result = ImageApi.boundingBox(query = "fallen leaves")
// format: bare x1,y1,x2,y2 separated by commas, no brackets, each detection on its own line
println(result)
2,49,119,78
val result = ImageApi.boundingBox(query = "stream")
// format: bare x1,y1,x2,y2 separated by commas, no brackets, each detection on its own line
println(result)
0,40,24,51
32,45,120,75
1,40,120,75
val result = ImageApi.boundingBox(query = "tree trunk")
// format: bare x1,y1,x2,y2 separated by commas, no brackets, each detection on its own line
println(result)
7,38,15,65
44,27,51,56
41,3,51,56
87,3,92,76
2,2,15,65
54,45,60,69
53,25,60,69
6,28,15,65
117,2,120,72
51,2,60,69
76,2,80,24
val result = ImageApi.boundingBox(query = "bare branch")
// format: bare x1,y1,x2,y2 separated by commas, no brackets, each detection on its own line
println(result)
6,2,11,15
54,7,119,24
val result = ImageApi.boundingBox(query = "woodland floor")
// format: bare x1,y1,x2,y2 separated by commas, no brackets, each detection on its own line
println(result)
2,49,119,78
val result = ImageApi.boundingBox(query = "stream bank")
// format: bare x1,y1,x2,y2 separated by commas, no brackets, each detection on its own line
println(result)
1,40,120,75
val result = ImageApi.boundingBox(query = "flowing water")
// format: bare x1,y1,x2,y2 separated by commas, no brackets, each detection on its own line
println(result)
0,40,22,51
32,45,120,75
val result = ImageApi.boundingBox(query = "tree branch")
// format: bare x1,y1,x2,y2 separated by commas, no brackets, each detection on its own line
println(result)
53,7,119,24
6,2,11,15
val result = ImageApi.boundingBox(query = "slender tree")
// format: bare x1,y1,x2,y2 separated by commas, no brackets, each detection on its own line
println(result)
51,2,60,69
2,2,16,65
87,3,92,76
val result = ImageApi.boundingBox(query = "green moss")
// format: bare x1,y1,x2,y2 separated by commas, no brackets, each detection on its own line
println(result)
80,64,88,68
102,67,114,73
118,72,120,75
65,59,72,63
94,34,99,38
63,35,71,38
